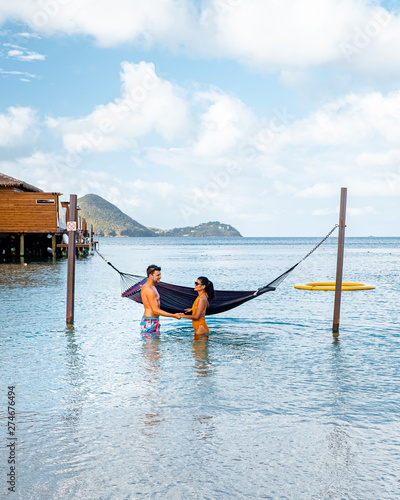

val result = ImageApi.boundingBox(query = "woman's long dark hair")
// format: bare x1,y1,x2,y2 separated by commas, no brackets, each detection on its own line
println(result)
198,276,215,300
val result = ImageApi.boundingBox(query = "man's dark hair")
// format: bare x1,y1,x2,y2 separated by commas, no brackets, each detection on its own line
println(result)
147,265,161,277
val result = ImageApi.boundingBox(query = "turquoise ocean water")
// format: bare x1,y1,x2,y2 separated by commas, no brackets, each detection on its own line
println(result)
1,237,399,499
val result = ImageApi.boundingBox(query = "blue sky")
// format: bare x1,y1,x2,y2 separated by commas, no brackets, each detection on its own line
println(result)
1,0,399,236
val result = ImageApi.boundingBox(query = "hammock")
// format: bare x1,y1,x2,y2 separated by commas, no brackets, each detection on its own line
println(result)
96,225,337,316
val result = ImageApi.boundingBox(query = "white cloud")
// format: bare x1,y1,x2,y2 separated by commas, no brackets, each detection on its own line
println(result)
271,181,298,197
0,68,38,79
348,176,400,197
312,208,336,216
8,49,23,57
356,149,400,167
347,206,376,216
4,42,45,61
204,0,367,68
47,61,192,154
8,49,45,61
0,106,38,147
254,90,400,160
16,32,41,39
0,0,198,49
340,8,400,75
233,89,400,202
2,0,400,78
117,83,400,205
298,183,338,199
192,90,256,157
4,43,25,49
0,152,75,193
202,0,400,79
313,205,376,217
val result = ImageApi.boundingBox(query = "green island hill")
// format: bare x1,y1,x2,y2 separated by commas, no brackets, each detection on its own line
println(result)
77,194,242,237
78,194,154,237
148,222,241,237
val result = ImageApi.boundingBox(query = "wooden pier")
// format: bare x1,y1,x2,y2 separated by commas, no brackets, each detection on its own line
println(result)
0,173,97,260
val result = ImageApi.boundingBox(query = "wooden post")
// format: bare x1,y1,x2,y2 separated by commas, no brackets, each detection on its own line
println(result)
51,234,57,262
19,234,24,257
66,194,77,325
332,187,347,335
11,236,16,256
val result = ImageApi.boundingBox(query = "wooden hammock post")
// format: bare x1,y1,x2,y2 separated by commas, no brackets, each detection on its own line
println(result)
66,194,77,325
332,187,347,336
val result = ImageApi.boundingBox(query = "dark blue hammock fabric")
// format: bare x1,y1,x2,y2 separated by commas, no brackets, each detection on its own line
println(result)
116,225,338,315
122,278,275,316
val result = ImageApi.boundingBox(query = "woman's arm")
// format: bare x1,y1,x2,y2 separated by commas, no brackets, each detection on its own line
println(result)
182,296,208,320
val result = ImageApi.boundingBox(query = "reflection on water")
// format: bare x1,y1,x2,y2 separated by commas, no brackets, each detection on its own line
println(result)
141,338,164,433
142,337,161,380
191,338,211,378
321,338,356,499
191,338,215,442
0,260,63,289
193,415,214,442
62,326,86,426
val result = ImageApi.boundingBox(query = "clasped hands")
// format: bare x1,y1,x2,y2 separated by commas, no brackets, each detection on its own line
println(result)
174,309,191,319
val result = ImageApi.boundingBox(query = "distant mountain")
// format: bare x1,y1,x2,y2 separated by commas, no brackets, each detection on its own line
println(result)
77,194,155,237
150,221,242,237
77,194,242,237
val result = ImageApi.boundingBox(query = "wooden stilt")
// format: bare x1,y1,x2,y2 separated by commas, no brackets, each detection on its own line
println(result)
19,233,25,257
51,234,57,262
66,195,77,325
332,188,347,336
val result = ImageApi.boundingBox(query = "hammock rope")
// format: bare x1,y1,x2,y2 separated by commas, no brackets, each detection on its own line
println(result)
255,223,338,295
95,249,144,295
96,224,338,315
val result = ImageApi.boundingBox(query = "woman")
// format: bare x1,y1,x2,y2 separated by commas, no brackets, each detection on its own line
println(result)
181,276,215,336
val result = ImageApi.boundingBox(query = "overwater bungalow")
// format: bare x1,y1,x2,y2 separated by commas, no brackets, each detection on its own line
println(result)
0,173,93,259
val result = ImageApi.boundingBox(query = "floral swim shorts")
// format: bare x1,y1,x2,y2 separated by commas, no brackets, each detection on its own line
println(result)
140,316,160,338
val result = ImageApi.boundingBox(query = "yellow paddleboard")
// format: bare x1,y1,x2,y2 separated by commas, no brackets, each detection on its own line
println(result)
294,282,375,291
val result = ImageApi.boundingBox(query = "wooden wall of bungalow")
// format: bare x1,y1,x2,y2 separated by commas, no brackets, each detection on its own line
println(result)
0,187,61,233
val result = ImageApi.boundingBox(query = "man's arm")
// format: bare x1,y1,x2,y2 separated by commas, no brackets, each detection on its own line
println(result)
143,287,181,319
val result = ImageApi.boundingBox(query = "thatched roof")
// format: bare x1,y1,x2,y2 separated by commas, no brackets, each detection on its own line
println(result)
0,173,43,192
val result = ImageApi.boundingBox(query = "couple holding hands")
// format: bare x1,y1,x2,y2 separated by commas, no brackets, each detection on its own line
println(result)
140,264,215,338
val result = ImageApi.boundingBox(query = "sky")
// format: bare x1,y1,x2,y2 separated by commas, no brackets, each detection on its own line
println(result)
0,0,399,237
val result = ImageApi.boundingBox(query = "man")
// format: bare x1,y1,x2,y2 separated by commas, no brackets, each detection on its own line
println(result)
140,265,181,337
